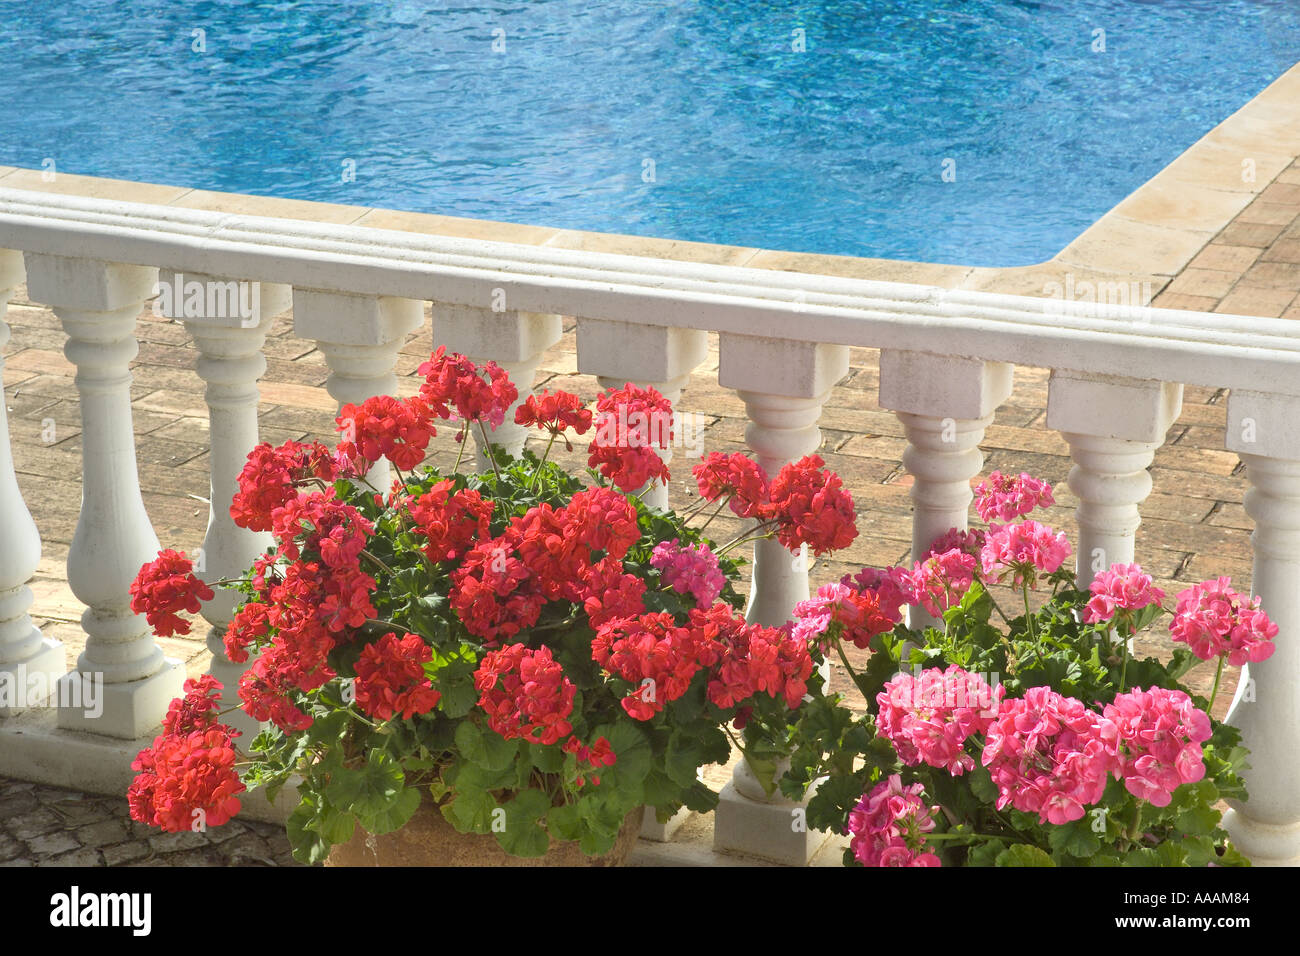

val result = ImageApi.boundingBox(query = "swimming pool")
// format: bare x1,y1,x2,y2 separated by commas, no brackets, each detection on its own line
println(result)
2,0,1298,266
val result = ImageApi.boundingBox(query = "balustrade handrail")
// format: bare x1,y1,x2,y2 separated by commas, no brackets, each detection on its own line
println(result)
2,187,1299,395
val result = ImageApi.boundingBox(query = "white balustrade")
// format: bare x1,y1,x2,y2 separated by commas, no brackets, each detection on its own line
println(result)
878,351,1013,631
22,254,184,738
577,318,708,509
2,186,1299,865
1046,372,1182,590
0,250,66,715
1223,390,1300,866
434,304,562,472
292,290,424,489
163,270,292,739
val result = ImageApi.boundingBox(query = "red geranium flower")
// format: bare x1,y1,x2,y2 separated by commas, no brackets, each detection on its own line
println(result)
130,549,215,637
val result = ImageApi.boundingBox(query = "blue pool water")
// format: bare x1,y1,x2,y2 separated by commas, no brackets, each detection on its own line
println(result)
2,1,1298,266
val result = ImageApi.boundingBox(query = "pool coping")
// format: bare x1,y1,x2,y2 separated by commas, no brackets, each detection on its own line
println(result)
1,59,1297,311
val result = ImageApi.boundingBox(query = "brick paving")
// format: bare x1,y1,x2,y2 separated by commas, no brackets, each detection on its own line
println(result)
2,155,1298,866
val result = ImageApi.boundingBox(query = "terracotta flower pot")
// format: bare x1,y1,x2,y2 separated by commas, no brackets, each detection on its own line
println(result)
325,797,644,867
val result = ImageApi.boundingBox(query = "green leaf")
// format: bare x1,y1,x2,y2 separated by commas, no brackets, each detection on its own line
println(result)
441,781,498,834
526,740,565,774
454,720,520,772
364,784,421,834
547,802,584,842
286,797,329,865
433,658,478,718
995,844,1055,867
495,789,552,858
1176,805,1223,836
664,731,708,787
968,765,999,804
966,839,1007,868
1047,819,1101,858
314,804,357,845
325,751,421,834
592,720,652,804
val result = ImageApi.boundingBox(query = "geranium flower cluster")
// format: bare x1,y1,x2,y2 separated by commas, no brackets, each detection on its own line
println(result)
221,490,382,732
909,548,977,618
1104,687,1212,807
692,452,858,556
651,539,726,608
693,451,769,519
979,520,1072,587
791,582,896,651
925,527,985,560
1084,563,1165,625
515,388,593,446
336,394,437,473
587,383,674,492
129,549,214,638
592,604,812,720
981,685,1118,825
354,632,442,722
474,644,577,745
127,676,245,833
846,566,913,626
230,439,344,532
404,480,494,563
871,666,1220,834
450,486,643,643
846,775,941,867
974,471,1055,523
1168,577,1277,665
876,666,1002,775
417,345,518,436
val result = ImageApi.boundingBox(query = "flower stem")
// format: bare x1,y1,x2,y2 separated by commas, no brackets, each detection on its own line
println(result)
696,497,730,536
832,639,863,693
1207,654,1226,715
360,549,398,580
452,425,468,474
529,432,559,493
476,420,503,481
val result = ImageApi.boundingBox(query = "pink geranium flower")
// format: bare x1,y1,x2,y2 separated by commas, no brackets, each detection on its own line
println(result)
979,520,1072,588
1169,577,1277,664
876,666,1002,775
974,471,1055,524
981,686,1119,826
910,549,977,618
846,775,941,867
1084,563,1165,626
1104,687,1213,807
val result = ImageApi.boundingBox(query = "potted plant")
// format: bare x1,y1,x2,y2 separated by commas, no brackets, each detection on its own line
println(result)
781,472,1270,866
124,348,857,865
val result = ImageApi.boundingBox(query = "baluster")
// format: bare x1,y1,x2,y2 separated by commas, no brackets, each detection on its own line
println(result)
435,304,562,472
0,250,66,715
576,319,708,510
22,254,184,738
1222,390,1300,866
292,290,424,490
878,351,1014,631
711,334,848,865
1045,371,1182,590
573,318,708,840
163,270,292,738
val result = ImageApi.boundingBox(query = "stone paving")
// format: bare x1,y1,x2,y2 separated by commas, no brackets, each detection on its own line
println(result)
2,141,1298,865
0,777,299,868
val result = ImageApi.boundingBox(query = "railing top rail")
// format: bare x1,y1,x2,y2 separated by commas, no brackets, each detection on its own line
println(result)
3,187,1299,395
